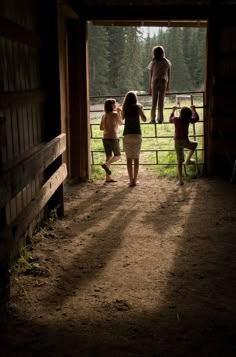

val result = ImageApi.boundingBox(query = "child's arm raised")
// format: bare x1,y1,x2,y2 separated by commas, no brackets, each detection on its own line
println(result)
116,107,123,125
169,106,178,122
138,104,147,122
190,106,199,123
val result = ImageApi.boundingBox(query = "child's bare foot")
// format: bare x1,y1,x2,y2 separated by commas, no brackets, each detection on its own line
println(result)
129,179,135,187
105,178,117,183
129,179,139,187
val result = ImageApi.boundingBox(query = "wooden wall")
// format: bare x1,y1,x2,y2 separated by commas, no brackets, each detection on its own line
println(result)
0,0,44,227
206,6,236,178
57,1,91,181
0,0,67,304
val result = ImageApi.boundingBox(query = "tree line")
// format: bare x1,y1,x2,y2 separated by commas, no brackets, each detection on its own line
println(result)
88,25,206,98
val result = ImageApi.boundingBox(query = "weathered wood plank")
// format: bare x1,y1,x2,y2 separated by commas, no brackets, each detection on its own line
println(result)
22,105,29,151
11,108,19,157
0,90,47,109
2,142,45,172
4,163,67,262
1,38,9,91
0,133,66,208
28,104,33,148
17,108,25,154
0,115,6,170
32,105,38,145
5,109,13,162
0,16,43,48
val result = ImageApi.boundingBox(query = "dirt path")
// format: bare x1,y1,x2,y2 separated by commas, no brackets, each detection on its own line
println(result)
1,167,236,357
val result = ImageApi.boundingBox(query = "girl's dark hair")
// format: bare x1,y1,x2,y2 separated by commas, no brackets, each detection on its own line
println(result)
122,91,138,118
180,106,192,121
152,46,165,61
104,98,116,113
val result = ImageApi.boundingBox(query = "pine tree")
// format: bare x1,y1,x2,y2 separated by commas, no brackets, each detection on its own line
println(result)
106,26,126,95
87,25,206,96
141,32,153,91
165,27,192,91
194,28,207,90
118,27,144,94
88,24,109,97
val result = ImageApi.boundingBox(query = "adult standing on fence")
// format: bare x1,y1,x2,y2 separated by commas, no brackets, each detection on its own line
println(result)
148,46,171,124
122,91,147,187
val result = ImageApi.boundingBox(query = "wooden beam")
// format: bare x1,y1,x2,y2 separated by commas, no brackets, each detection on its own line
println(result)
0,134,66,208
4,163,67,262
92,19,207,27
60,2,79,19
0,16,43,48
71,4,210,21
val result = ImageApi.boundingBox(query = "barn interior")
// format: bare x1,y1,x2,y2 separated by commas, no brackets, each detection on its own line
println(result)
0,0,236,354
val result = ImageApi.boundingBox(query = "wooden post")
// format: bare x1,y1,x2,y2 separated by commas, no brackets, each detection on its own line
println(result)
43,1,65,217
205,8,217,176
67,18,90,181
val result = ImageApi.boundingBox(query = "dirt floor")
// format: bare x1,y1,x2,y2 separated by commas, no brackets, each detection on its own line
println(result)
1,166,236,357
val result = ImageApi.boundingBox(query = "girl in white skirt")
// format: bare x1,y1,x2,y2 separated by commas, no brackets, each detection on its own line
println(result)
122,91,147,186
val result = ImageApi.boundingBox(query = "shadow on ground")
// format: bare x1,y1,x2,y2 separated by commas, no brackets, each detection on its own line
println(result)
1,173,236,357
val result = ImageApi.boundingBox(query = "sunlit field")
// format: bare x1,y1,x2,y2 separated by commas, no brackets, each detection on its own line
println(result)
90,93,205,180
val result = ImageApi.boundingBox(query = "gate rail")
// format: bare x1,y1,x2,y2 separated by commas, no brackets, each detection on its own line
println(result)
90,91,206,170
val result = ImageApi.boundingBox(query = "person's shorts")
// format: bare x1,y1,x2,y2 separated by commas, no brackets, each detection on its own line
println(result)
175,138,197,163
102,138,121,157
123,134,142,159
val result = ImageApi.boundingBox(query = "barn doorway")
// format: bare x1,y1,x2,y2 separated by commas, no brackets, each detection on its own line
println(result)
86,21,207,180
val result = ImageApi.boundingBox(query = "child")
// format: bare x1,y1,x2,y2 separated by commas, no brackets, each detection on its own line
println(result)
100,98,123,183
169,105,199,185
122,91,147,186
148,46,171,124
